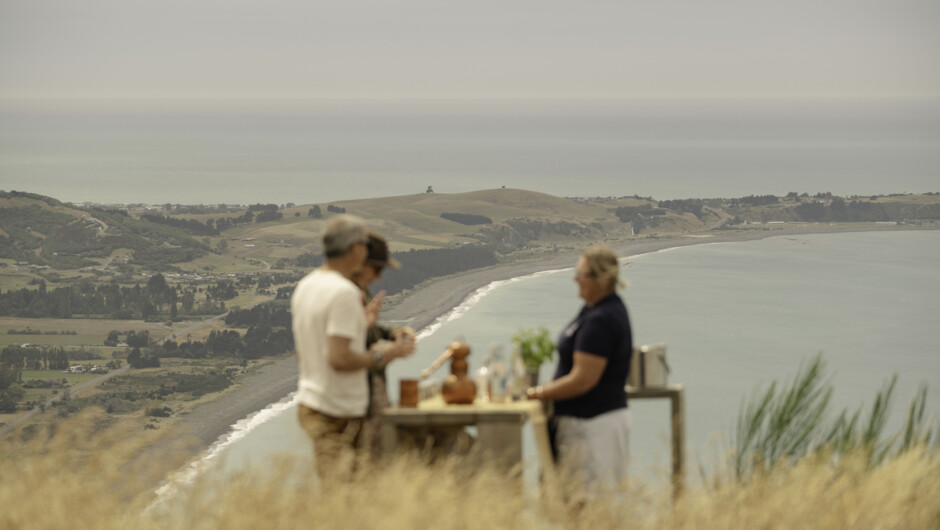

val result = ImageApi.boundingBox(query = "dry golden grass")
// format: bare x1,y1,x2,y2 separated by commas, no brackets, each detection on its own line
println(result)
2,408,938,530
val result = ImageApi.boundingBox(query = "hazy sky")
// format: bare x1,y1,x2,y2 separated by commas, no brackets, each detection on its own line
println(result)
1,0,939,100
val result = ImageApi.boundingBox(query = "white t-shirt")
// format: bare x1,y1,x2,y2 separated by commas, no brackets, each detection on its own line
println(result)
291,268,368,417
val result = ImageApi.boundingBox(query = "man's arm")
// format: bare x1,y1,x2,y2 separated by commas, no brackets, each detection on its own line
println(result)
327,335,374,371
327,334,416,372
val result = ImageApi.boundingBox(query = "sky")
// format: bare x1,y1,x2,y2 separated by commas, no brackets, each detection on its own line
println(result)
1,0,939,101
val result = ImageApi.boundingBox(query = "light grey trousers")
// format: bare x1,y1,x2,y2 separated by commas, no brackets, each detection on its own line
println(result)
555,407,631,496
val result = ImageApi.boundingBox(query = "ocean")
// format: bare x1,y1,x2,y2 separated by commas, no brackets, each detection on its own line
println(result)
187,230,940,491
2,98,939,204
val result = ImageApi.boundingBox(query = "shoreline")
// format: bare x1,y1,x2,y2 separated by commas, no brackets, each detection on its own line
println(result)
160,223,934,466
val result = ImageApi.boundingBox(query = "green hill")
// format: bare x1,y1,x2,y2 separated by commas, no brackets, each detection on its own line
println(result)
0,190,210,271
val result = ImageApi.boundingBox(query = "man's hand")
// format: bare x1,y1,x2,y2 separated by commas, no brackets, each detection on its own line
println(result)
382,333,416,362
392,326,416,344
365,290,386,328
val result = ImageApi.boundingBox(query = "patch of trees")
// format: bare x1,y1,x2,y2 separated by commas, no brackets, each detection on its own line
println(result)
440,213,493,226
630,214,647,233
155,323,293,360
308,205,322,218
275,286,294,300
127,347,160,368
130,246,207,270
0,363,23,412
225,303,291,328
212,211,256,232
730,195,780,207
1,345,71,371
22,378,68,389
372,245,498,296
68,348,106,361
0,274,227,320
206,280,238,301
183,206,287,228
327,205,346,214
504,219,592,240
7,329,77,335
251,204,284,223
141,214,220,236
104,330,151,347
657,199,706,219
0,344,76,411
613,205,666,223
792,198,940,222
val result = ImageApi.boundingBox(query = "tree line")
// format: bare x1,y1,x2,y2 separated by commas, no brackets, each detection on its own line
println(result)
440,212,493,225
224,303,291,328
119,303,293,368
792,198,940,223
143,324,292,365
0,274,231,320
141,205,284,237
1,344,77,412
372,244,498,295
2,344,73,371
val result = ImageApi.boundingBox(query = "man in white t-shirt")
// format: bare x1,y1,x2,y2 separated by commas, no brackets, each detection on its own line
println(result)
291,215,413,481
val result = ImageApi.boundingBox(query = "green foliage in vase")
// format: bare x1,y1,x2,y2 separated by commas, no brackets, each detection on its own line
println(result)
512,326,555,372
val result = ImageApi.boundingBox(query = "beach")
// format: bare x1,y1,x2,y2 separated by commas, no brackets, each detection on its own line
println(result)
162,222,930,464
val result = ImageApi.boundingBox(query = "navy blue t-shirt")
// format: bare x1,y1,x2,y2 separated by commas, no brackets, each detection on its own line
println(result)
553,293,632,419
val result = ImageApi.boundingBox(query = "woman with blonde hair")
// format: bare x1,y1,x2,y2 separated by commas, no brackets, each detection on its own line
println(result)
527,246,632,495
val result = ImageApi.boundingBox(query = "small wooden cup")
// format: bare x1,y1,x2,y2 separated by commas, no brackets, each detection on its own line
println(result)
399,379,419,407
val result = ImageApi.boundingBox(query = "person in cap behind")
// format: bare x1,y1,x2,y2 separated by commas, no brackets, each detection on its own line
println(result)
291,216,415,482
352,231,417,459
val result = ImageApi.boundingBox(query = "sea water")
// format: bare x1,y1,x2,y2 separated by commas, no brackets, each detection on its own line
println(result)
2,98,938,204
202,230,940,488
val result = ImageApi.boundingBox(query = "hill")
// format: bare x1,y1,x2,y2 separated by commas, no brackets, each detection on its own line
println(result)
0,190,210,273
3,188,939,286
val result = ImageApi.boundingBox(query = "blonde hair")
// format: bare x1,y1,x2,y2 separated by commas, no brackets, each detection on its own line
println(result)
582,246,627,291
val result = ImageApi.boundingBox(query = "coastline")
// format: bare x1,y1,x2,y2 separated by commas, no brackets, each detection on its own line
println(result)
159,223,933,467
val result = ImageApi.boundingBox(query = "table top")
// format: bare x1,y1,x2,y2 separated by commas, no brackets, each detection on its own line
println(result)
385,396,542,417
384,384,683,423
626,383,684,399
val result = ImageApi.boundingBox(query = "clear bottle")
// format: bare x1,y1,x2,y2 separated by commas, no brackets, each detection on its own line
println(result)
474,364,490,403
488,344,508,403
509,345,528,401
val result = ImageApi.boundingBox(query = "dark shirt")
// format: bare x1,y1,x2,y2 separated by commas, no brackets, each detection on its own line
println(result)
553,293,632,419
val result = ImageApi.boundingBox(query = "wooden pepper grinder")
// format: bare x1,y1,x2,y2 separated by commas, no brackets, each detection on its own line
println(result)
442,341,477,405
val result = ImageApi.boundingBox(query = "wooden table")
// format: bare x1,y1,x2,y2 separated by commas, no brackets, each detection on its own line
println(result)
382,397,556,480
382,384,685,496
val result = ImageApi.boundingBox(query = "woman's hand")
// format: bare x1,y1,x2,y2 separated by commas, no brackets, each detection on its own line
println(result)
525,386,545,400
